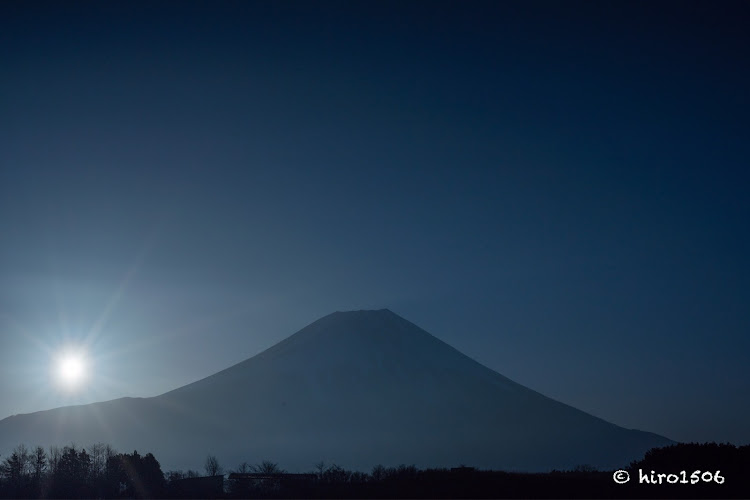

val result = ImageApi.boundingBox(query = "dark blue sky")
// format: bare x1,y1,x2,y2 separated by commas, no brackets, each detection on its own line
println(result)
1,1,748,445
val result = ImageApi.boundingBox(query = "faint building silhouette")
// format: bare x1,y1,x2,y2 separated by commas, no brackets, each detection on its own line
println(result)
167,474,224,499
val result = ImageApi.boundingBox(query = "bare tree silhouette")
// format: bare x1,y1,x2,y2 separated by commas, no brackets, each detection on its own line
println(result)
251,460,284,474
204,455,223,476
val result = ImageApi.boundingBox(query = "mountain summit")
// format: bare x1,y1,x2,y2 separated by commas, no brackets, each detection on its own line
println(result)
0,309,672,471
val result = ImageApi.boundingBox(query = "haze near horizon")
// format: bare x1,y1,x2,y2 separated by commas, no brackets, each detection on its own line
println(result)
0,309,675,473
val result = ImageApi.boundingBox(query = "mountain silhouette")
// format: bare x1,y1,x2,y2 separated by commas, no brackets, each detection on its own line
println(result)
0,309,673,471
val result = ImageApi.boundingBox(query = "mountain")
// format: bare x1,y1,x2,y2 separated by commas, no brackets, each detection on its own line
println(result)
0,309,673,472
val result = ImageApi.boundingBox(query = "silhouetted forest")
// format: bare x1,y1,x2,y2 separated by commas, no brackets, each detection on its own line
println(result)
0,442,747,498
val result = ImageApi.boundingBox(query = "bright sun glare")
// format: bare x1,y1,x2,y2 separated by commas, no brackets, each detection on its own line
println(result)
55,352,88,389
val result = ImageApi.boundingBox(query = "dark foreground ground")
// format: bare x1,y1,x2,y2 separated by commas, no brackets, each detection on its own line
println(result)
1,442,747,498
219,468,748,499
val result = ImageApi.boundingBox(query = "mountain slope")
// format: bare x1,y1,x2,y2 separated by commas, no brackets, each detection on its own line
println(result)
0,309,673,472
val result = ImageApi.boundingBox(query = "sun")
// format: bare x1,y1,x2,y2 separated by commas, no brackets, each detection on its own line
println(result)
55,351,89,389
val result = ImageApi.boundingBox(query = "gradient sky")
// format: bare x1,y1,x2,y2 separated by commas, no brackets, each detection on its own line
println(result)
1,1,748,446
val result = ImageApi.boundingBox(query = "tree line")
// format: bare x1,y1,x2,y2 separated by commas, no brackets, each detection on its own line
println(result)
0,444,164,499
1,442,747,498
